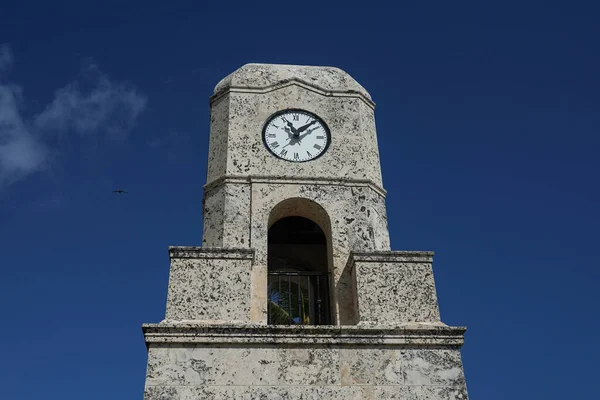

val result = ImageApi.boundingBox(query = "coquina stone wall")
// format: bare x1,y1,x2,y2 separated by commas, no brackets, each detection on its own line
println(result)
143,325,468,400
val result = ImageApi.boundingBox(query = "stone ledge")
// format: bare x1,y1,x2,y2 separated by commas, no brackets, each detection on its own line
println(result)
144,385,469,400
350,251,434,264
212,81,375,110
168,247,255,260
142,323,466,348
202,175,387,198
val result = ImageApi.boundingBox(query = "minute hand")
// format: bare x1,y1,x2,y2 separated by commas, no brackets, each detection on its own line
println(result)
295,120,317,134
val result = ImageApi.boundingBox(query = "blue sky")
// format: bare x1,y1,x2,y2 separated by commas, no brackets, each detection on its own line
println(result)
1,1,598,398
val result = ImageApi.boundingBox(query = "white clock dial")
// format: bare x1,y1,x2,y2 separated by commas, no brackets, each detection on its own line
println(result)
263,110,330,162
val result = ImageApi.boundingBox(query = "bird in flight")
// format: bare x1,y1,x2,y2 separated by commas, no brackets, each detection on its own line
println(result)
113,189,128,194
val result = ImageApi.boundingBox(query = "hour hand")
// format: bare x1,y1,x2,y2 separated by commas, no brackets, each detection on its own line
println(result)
282,117,297,134
296,120,317,134
283,126,295,138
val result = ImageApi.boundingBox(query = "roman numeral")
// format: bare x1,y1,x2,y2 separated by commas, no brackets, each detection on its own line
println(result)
293,114,299,121
268,133,276,138
306,151,312,158
271,142,279,148
294,152,299,160
280,149,288,157
272,124,280,129
316,135,324,139
313,144,322,150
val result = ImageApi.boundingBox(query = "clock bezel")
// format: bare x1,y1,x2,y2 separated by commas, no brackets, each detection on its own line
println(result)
262,108,331,163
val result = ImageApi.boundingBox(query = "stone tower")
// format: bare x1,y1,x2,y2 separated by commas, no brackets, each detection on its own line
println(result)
142,64,469,399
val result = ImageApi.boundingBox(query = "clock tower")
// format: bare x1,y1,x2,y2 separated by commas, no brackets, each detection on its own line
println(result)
142,64,469,399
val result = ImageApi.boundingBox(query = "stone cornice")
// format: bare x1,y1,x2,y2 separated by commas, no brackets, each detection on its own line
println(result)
203,175,387,198
142,323,465,348
350,251,435,264
211,64,374,108
210,79,375,110
168,247,254,260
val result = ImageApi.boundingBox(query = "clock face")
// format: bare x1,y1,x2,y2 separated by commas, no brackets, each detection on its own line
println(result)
263,110,330,162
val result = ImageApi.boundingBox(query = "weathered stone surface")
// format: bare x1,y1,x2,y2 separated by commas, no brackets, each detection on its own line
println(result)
202,182,251,248
206,71,383,189
372,386,468,400
145,344,280,387
278,345,339,385
351,251,441,324
165,248,254,322
339,347,403,385
402,349,466,387
143,324,468,400
206,93,229,183
247,181,390,323
213,63,372,102
145,385,468,400
142,323,466,347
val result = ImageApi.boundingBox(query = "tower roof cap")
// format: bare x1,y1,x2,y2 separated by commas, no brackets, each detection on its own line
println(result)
213,63,371,101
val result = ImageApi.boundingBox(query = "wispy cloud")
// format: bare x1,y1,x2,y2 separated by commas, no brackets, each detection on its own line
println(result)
34,63,147,139
0,45,47,187
0,45,147,188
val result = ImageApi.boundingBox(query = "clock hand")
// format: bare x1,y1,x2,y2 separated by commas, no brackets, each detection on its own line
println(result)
282,117,297,134
283,136,300,149
295,120,317,134
297,126,320,142
283,126,295,139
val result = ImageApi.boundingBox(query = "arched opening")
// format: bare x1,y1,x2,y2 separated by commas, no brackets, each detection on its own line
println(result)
267,216,331,325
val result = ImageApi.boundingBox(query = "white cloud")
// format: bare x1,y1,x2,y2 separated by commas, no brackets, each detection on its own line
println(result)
34,65,147,139
0,77,47,187
0,46,147,188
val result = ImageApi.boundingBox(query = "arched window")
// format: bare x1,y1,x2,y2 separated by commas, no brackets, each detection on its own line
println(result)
267,216,331,325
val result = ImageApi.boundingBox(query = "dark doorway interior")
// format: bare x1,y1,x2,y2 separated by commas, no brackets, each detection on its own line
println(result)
267,216,331,325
